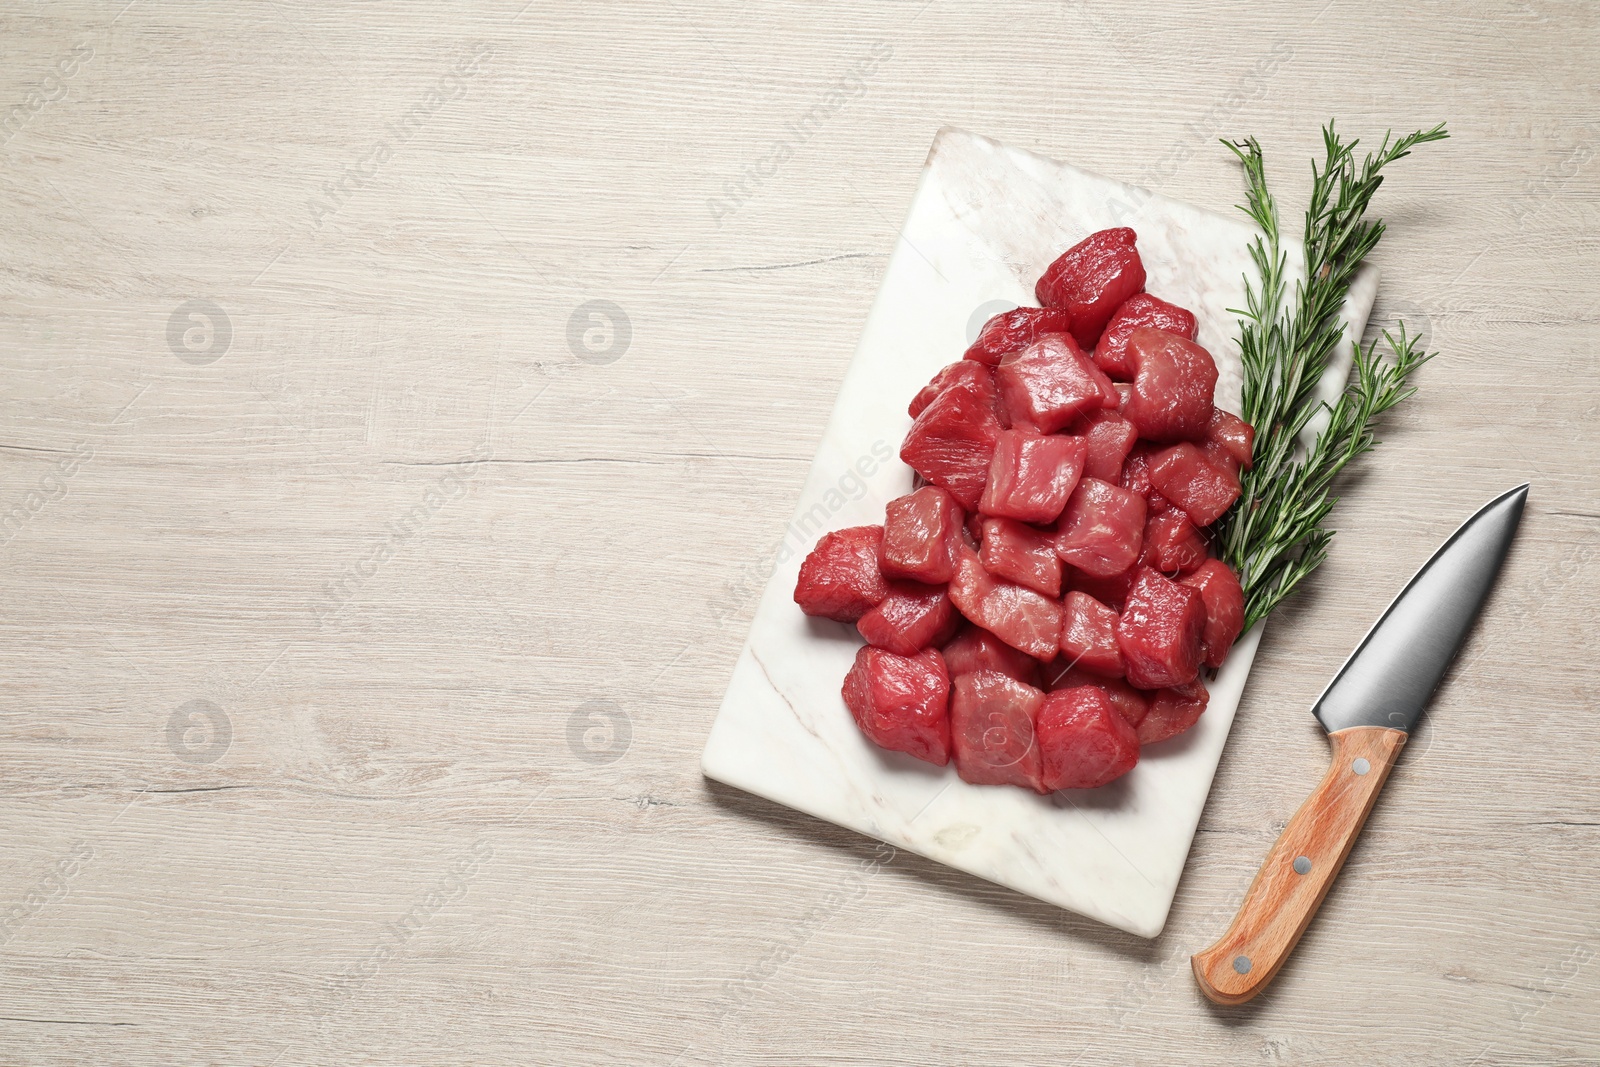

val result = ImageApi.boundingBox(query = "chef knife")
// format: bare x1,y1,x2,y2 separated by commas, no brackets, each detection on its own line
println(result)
1191,483,1529,1005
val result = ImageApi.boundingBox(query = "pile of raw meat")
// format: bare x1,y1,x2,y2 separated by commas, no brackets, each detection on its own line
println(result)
794,228,1250,793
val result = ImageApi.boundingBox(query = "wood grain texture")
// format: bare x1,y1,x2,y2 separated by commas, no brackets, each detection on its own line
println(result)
0,1,1597,1064
1192,726,1408,1004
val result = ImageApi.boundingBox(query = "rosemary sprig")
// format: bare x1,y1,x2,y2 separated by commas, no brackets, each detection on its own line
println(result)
1216,122,1449,629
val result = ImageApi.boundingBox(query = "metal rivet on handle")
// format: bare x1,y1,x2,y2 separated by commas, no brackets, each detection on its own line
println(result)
1233,956,1252,975
1352,758,1371,775
1293,856,1312,875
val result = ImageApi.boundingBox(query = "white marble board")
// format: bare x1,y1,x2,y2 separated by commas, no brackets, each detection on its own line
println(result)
702,128,1377,938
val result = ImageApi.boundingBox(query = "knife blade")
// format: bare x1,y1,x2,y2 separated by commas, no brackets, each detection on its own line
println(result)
1192,483,1529,1005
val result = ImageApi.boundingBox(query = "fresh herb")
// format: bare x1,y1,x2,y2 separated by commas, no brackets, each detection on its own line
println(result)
1215,122,1449,629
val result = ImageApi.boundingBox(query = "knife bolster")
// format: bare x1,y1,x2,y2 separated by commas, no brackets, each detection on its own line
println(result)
1191,725,1408,1005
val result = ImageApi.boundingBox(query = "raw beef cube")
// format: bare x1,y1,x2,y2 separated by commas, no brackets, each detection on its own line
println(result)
1138,680,1209,745
909,360,994,419
1063,564,1137,612
1141,508,1208,576
1093,294,1199,380
942,623,1043,687
1207,408,1255,470
1150,442,1241,527
1034,228,1148,349
995,335,1120,434
901,376,1003,510
842,646,951,765
1055,477,1147,578
1044,665,1149,729
979,516,1063,597
1059,590,1124,678
950,670,1046,792
856,581,960,657
964,306,1075,367
1123,327,1219,442
1118,442,1170,512
1036,685,1141,790
948,546,1064,661
881,486,964,584
1116,566,1207,689
980,430,1086,524
794,526,889,622
1077,410,1138,482
1181,558,1246,668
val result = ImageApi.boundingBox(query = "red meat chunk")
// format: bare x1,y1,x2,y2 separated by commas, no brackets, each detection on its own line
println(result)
1141,508,1208,576
1045,665,1149,729
1064,563,1137,612
1181,559,1246,668
842,646,951,765
994,335,1119,434
1138,680,1209,745
942,623,1043,687
1059,591,1124,678
901,374,1003,510
881,486,964,584
964,306,1076,367
1093,294,1198,380
794,526,890,622
1116,566,1207,689
1149,442,1241,527
1123,327,1219,443
948,546,1063,661
950,670,1046,792
1207,408,1255,470
1077,410,1138,483
1036,685,1141,790
856,581,960,657
1118,442,1170,513
1055,477,1147,578
909,360,993,419
979,516,1063,597
1035,228,1148,350
980,430,1086,524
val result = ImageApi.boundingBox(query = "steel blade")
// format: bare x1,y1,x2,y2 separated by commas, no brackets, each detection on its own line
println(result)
1312,483,1529,735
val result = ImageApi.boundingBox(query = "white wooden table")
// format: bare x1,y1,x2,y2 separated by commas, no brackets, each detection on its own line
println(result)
1,2,1596,1063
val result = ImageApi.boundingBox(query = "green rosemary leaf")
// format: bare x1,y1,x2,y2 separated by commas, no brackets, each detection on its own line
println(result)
1216,122,1447,630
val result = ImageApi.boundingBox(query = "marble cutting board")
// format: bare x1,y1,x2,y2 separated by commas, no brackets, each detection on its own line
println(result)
702,128,1377,937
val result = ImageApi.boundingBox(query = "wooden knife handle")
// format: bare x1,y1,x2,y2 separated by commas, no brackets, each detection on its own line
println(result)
1191,725,1407,1005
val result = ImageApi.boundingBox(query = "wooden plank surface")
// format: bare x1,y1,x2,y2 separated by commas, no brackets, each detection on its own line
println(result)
0,1,1596,1063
